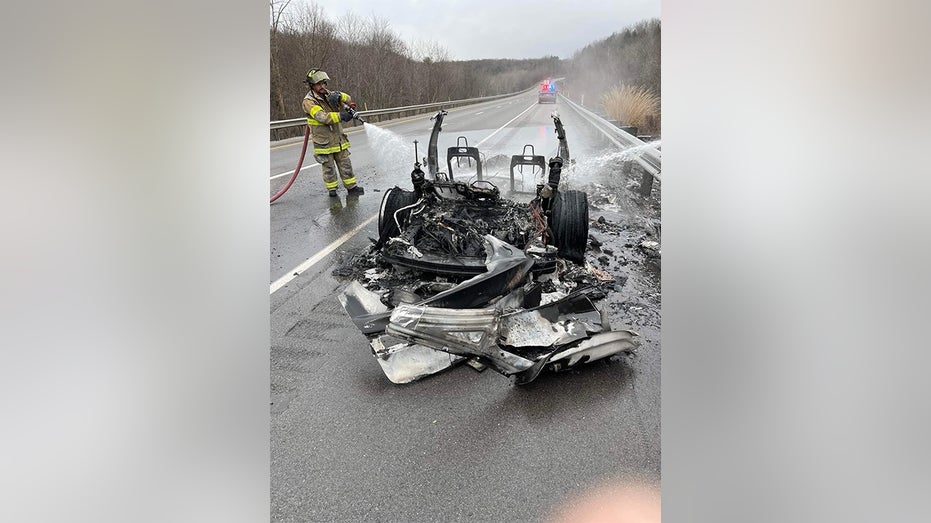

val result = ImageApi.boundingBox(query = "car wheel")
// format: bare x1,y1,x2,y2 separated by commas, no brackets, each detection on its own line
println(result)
378,187,419,240
549,189,589,263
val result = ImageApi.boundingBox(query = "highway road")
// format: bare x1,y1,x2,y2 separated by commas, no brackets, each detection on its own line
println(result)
269,90,660,521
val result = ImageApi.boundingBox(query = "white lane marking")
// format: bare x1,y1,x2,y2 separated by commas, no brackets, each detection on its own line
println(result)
475,111,484,115
271,104,534,295
270,214,377,294
270,163,319,180
475,103,535,147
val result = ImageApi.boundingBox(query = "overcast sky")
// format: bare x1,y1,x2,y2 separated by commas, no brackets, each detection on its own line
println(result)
291,0,660,61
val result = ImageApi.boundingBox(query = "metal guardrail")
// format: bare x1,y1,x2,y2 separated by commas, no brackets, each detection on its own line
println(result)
270,87,534,132
558,94,661,180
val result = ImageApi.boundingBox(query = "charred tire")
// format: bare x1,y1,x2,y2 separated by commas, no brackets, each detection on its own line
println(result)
549,189,589,263
378,187,419,240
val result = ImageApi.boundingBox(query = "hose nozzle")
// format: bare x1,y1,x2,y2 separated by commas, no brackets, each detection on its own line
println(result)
344,102,364,123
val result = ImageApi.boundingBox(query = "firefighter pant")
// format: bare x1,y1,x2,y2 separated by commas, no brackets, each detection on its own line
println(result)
314,149,357,191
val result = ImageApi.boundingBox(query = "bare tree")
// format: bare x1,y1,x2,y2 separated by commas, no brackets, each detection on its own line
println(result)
269,0,297,120
269,0,292,32
336,11,366,46
270,4,658,127
288,1,337,65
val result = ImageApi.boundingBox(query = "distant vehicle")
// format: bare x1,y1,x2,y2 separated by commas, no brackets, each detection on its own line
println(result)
538,79,557,104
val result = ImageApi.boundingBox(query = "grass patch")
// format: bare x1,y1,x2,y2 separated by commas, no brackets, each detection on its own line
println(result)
601,85,660,134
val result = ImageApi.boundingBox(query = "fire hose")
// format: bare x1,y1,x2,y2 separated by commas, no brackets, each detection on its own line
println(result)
270,125,310,203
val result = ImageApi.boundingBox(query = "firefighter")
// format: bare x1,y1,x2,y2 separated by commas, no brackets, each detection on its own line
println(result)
302,69,364,197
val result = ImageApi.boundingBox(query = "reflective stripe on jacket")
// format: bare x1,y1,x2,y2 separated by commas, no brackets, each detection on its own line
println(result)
302,90,352,155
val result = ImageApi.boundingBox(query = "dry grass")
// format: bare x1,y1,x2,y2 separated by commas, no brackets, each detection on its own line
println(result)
601,84,660,133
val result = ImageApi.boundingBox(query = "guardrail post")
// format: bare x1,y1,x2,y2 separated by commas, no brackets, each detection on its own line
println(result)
639,169,654,197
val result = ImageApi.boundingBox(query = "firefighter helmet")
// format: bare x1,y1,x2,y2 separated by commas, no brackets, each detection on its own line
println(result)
305,69,330,85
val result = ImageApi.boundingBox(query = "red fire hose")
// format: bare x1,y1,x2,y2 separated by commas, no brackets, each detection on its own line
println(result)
270,126,310,203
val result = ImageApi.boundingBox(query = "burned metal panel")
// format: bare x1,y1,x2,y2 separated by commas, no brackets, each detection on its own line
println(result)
369,337,465,384
528,291,607,334
500,290,607,345
500,309,591,348
338,237,533,337
385,304,535,375
337,280,393,335
337,259,640,384
548,330,639,370
418,235,534,309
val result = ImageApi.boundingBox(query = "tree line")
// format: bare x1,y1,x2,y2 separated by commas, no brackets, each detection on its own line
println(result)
270,1,659,128
562,19,660,119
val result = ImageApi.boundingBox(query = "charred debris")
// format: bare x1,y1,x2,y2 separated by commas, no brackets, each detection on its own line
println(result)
337,111,642,385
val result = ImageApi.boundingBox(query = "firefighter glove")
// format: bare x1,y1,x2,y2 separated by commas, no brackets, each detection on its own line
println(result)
326,91,342,106
339,109,353,122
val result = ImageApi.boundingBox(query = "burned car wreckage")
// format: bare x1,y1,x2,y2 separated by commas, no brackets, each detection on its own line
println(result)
338,111,638,385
